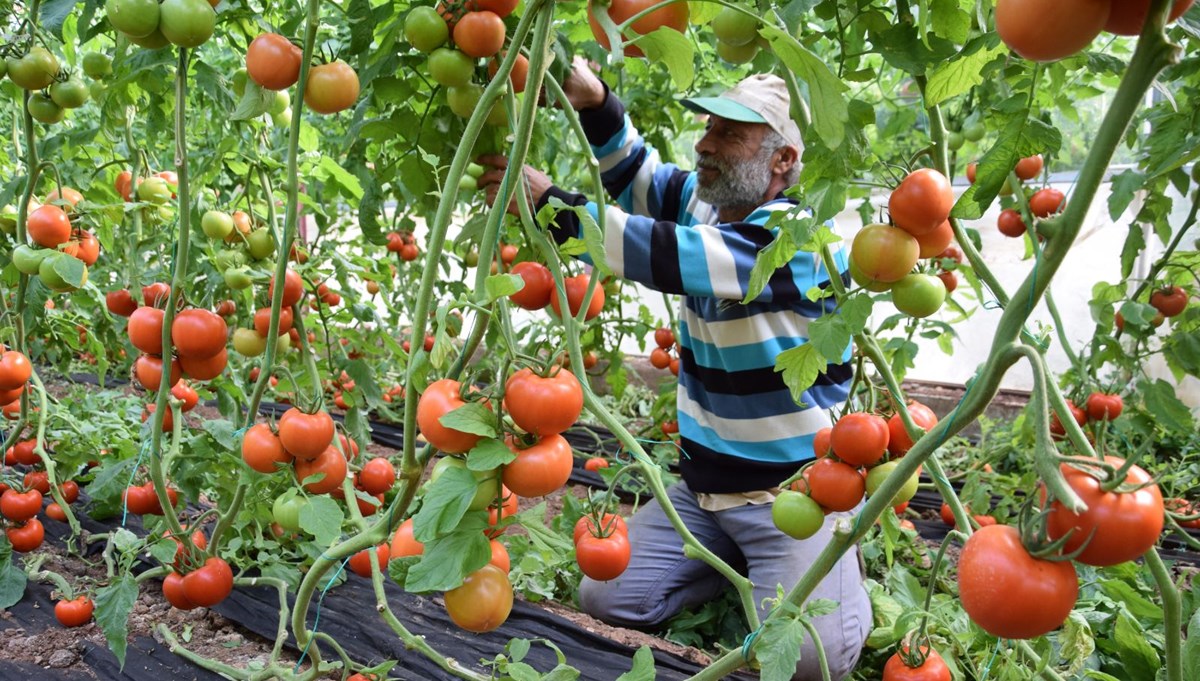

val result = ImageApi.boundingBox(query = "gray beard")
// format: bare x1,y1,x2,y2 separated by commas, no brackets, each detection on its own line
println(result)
693,147,774,211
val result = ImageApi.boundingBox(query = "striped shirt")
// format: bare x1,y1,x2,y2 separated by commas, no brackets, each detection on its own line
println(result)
540,89,852,493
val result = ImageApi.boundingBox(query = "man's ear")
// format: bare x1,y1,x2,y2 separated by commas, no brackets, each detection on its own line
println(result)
773,145,799,177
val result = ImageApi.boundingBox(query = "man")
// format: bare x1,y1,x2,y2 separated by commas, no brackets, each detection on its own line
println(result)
479,61,870,680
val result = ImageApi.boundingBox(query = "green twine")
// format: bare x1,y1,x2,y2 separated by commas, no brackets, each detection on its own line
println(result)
741,624,764,661
120,439,153,528
634,436,689,460
979,637,1005,680
294,554,351,671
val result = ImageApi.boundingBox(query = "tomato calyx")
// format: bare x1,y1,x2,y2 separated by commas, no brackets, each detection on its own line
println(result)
1014,498,1090,562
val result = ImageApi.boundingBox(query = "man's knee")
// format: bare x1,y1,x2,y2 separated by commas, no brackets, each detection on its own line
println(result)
577,576,676,628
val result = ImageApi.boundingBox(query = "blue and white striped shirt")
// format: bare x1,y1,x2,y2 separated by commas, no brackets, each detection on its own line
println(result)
541,90,852,493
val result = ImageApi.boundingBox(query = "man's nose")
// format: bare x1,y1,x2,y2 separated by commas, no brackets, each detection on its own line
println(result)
695,129,717,156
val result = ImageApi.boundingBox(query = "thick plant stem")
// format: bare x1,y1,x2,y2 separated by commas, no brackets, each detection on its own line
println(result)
1044,289,1079,367
1146,549,1182,681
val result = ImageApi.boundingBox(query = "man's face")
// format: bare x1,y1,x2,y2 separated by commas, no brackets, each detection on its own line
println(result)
693,117,776,209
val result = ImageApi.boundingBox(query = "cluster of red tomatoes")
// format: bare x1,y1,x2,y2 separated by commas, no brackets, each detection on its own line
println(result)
106,0,217,51
0,347,32,419
573,511,630,582
1116,284,1191,333
508,259,607,321
996,0,1195,63
229,270,305,359
200,206,279,291
1050,390,1125,440
242,400,352,495
244,32,360,115
11,187,100,294
962,154,1063,238
1,440,81,553
774,403,939,540
386,230,422,262
587,0,689,58
405,0,522,124
647,326,681,376
851,169,956,318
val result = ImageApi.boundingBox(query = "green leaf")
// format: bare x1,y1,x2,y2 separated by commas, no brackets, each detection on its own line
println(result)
615,646,656,681
808,315,852,362
412,466,477,542
438,402,498,439
952,109,1061,219
1113,611,1160,679
485,274,524,302
467,438,516,471
52,254,86,287
40,0,78,38
508,638,531,663
755,616,806,681
1184,609,1200,680
774,344,827,406
346,0,376,55
1108,170,1145,221
925,39,1006,106
1138,378,1194,433
316,156,364,199
632,28,695,90
0,539,27,609
345,359,385,407
759,25,849,149
1059,611,1096,676
929,0,972,43
95,575,139,670
577,203,612,277
299,495,345,547
744,227,797,304
206,419,239,452
231,81,275,121
1119,225,1147,280
149,537,179,566
1097,578,1161,621
404,519,491,593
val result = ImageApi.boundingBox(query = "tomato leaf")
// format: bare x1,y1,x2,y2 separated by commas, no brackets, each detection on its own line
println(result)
467,438,516,471
925,37,1006,106
94,574,138,670
928,0,971,43
315,156,364,200
39,0,76,39
149,537,179,566
1113,611,1160,678
1184,609,1200,680
412,466,477,542
755,615,806,681
438,402,498,438
485,274,525,302
1058,611,1096,676
631,28,694,90
404,519,490,593
52,254,86,288
0,539,27,609
345,359,385,408
346,0,375,56
759,26,849,149
744,226,797,305
774,344,828,406
507,638,531,663
1138,378,1195,432
231,81,275,121
1119,223,1147,280
615,646,656,681
299,495,345,547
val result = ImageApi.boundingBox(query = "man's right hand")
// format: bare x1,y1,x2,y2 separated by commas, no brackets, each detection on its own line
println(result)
561,56,606,111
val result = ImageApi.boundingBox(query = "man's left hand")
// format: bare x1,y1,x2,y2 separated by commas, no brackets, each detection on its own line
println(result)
476,154,553,217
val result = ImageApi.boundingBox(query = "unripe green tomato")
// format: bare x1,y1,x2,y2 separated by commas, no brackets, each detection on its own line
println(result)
0,205,18,234
201,210,234,239
157,204,174,221
1191,162,1200,183
716,40,759,65
13,245,48,274
946,131,964,151
89,80,107,99
246,229,275,260
772,490,824,540
159,0,216,48
232,328,267,356
446,84,483,118
848,258,893,293
271,107,291,128
891,273,947,318
463,250,480,267
137,176,172,204
7,47,59,90
711,8,759,47
106,0,160,38
38,252,87,291
963,122,985,142
269,90,290,116
28,93,65,124
128,27,170,50
459,175,478,192
232,68,248,97
405,6,450,53
865,461,920,506
224,266,253,290
272,493,306,532
82,52,113,79
0,59,7,80
212,249,246,271
275,332,291,354
50,77,90,108
486,100,508,127
466,162,485,178
427,48,475,88
429,457,500,511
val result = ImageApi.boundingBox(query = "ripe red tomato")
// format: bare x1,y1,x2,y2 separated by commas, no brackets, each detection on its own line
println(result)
348,544,390,577
1029,187,1066,217
550,274,605,320
888,169,954,236
584,457,609,472
11,439,37,465
182,557,235,607
499,244,519,265
576,531,631,581
487,53,529,93
886,402,938,456
63,230,100,265
588,0,690,58
59,480,79,505
390,518,425,558
914,220,953,259
471,0,518,17
882,646,950,681
45,502,68,522
163,571,198,610
106,289,139,317
508,261,554,310
242,423,291,473
246,33,301,90
142,282,171,307
1085,392,1122,421
162,527,207,569
305,60,360,114
957,525,1077,639
24,471,50,494
269,270,304,308
443,564,513,632
654,327,675,349
1104,0,1194,35
1050,399,1088,438
358,457,396,495
0,351,31,392
850,224,919,284
995,0,1109,62
812,427,832,457
171,308,228,359
1045,456,1163,566
417,379,486,453
277,408,335,461
6,517,45,552
134,354,183,390
504,367,583,436
502,433,573,497
488,538,511,572
1,488,43,522
997,209,1027,238
454,11,505,58
574,513,628,543
649,347,671,369
486,486,518,538
127,307,166,355
171,380,199,412
27,205,71,248
254,307,294,337
830,412,889,466
806,458,865,512
1150,285,1188,317
294,445,348,494
1014,154,1044,180
179,348,228,381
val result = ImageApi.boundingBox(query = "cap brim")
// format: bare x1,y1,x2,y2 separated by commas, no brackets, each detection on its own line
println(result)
680,97,766,124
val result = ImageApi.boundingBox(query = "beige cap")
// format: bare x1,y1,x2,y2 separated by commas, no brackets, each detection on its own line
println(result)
682,74,803,150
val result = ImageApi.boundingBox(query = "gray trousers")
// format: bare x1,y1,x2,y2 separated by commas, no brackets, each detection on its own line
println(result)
578,482,871,681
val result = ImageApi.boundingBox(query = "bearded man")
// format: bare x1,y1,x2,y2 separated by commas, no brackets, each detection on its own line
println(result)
478,60,871,680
